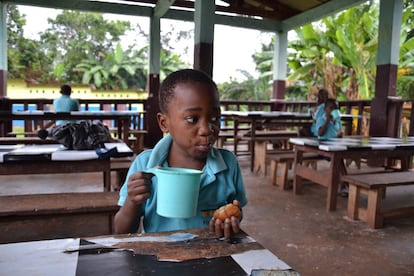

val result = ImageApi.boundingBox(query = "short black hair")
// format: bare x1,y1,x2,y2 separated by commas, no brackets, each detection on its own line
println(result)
60,85,72,96
158,69,218,113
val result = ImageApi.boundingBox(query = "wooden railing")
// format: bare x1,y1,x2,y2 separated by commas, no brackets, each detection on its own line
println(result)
220,99,372,136
3,97,413,144
1,98,148,134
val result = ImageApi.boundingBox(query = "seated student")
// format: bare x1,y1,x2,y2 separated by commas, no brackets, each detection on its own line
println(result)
316,98,348,196
114,69,248,238
53,84,80,125
316,98,343,139
299,88,329,137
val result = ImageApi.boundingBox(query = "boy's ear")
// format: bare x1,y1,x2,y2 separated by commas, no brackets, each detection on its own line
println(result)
157,112,169,133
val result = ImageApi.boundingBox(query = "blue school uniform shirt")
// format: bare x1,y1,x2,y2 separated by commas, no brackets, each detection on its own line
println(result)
53,95,79,125
310,103,325,136
118,135,248,233
315,111,343,140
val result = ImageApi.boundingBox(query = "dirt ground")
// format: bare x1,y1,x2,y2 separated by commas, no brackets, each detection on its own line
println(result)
1,156,413,275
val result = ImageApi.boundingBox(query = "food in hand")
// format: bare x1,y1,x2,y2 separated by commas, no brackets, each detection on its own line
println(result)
213,200,241,221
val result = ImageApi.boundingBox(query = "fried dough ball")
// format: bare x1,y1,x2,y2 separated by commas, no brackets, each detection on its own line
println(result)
213,200,241,221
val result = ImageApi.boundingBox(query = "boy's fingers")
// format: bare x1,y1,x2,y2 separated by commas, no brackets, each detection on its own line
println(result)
209,218,215,232
215,219,223,237
223,218,231,238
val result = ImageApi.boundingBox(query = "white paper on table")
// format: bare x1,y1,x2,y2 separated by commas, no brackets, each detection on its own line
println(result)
0,238,79,276
51,149,98,160
231,249,291,274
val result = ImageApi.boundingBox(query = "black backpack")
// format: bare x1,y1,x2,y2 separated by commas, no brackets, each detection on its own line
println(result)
39,120,112,150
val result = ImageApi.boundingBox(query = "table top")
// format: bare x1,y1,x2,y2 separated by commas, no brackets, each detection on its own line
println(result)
0,228,295,276
221,110,312,119
0,142,133,162
289,136,414,151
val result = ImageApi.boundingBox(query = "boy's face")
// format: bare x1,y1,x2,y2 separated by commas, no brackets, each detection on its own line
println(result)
157,81,221,163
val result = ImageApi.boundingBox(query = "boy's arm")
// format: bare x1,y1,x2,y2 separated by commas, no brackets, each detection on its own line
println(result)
114,199,142,234
114,171,152,234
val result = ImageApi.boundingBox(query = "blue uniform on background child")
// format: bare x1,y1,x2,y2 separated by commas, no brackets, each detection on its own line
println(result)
316,98,343,139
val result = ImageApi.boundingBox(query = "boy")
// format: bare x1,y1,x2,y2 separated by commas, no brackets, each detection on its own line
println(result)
53,84,80,125
114,69,247,238
299,88,329,137
316,98,343,139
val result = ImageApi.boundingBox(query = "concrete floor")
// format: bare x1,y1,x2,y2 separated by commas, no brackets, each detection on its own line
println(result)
1,156,413,275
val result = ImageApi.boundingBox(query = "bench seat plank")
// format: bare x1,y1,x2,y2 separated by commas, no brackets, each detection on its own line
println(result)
268,152,322,189
0,192,119,243
342,171,414,228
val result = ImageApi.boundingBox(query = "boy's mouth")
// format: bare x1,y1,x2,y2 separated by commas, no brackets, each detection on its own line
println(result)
195,143,213,152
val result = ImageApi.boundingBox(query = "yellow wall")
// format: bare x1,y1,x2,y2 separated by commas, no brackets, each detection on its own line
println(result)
6,79,148,100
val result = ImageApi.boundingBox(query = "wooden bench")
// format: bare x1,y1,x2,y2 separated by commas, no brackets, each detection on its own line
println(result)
268,152,321,190
250,130,299,174
342,171,414,228
0,192,120,243
216,131,234,148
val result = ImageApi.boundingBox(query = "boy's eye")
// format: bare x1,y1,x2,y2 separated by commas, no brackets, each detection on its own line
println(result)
185,116,199,124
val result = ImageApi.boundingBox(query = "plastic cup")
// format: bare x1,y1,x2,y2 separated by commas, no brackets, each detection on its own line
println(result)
331,109,341,121
145,167,202,218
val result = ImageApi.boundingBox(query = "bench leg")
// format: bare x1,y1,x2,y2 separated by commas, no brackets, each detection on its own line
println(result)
277,161,291,190
269,160,277,186
348,184,384,229
347,184,360,220
366,189,383,228
269,159,291,190
254,140,267,175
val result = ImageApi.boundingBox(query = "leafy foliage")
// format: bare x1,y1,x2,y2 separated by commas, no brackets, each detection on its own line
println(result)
7,6,190,90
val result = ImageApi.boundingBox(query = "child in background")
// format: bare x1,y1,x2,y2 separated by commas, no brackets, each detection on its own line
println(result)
299,88,329,137
53,85,80,125
316,98,343,139
114,69,247,238
316,98,348,196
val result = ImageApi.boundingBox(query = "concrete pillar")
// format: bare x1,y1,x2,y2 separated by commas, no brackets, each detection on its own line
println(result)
272,31,288,109
369,0,403,137
193,0,215,77
0,3,7,97
145,15,163,147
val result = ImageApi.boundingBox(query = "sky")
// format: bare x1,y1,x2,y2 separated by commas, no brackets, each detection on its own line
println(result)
17,5,273,83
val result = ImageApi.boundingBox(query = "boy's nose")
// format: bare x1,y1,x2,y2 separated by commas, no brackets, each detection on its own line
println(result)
199,120,215,135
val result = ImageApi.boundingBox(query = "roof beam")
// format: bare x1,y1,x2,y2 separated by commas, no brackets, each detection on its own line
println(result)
281,0,368,31
153,0,175,17
6,0,282,32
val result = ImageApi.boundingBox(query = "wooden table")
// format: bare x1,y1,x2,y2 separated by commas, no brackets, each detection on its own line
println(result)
0,143,133,192
221,111,313,171
0,110,138,143
0,228,296,275
289,136,414,211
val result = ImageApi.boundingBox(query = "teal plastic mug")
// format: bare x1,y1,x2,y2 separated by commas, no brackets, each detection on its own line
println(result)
145,167,202,218
331,109,341,121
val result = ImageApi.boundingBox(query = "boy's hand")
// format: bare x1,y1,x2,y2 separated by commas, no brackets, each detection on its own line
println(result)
126,171,152,206
209,200,242,238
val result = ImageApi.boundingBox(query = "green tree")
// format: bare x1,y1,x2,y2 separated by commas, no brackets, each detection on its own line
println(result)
397,1,414,99
75,42,148,90
7,5,52,82
39,11,131,83
218,70,271,101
